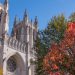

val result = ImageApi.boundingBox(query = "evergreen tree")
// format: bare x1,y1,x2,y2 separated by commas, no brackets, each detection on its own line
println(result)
42,14,67,48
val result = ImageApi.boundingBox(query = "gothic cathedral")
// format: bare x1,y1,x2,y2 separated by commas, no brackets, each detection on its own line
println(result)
0,0,38,75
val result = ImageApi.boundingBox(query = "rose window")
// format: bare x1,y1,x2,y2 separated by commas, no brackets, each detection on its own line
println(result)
7,57,17,72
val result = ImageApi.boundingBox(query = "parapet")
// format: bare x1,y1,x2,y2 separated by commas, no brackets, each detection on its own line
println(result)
7,37,26,53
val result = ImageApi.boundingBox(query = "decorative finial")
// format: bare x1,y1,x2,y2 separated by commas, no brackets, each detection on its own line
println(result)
4,0,8,11
23,9,28,19
23,9,29,23
34,16,38,25
34,16,38,31
4,0,8,5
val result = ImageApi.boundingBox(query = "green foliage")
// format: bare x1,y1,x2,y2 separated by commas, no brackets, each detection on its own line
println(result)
35,14,67,75
35,32,47,75
69,12,75,22
47,14,67,43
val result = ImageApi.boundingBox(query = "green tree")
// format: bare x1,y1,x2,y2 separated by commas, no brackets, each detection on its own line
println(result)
35,14,67,75
69,12,75,22
35,32,47,75
42,14,67,47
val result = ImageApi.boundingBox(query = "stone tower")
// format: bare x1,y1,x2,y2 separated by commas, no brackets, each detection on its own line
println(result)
0,0,9,38
0,0,9,69
0,0,38,75
11,9,38,75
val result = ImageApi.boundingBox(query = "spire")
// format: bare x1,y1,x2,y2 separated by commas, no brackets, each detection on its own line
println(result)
24,9,28,18
4,0,8,11
23,9,28,22
34,16,38,30
34,16,38,25
13,16,17,27
13,16,20,27
4,0,8,6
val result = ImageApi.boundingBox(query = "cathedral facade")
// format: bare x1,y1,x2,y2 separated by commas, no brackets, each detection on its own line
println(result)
0,0,38,75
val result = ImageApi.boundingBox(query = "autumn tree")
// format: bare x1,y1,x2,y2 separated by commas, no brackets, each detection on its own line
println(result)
43,22,75,75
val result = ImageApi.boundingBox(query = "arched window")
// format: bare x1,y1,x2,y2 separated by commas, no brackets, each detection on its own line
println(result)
7,57,17,72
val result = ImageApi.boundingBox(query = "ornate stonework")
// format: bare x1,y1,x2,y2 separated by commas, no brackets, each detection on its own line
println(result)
0,0,38,75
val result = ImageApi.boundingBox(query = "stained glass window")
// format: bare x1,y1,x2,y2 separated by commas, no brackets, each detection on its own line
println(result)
7,57,17,72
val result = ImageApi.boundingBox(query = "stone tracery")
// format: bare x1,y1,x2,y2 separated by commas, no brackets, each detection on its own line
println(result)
7,57,17,72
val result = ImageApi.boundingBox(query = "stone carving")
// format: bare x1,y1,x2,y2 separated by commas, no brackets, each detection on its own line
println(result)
7,37,26,53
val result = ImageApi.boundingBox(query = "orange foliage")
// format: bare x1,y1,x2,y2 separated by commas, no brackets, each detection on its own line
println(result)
67,22,75,32
43,22,75,75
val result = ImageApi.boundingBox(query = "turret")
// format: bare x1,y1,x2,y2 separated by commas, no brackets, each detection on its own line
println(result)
4,0,8,5
4,0,8,12
3,0,9,35
11,16,18,39
23,9,28,23
0,0,9,38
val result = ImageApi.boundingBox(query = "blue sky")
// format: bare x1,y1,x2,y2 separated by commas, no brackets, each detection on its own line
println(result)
0,0,75,33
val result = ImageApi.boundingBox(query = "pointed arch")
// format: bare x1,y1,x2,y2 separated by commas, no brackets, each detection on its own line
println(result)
6,52,25,70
